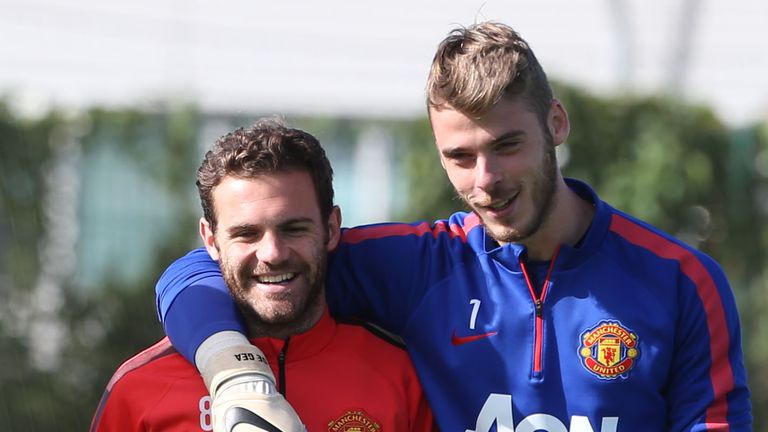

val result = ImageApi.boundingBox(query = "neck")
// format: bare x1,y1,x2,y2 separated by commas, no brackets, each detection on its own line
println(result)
243,301,325,340
521,177,594,261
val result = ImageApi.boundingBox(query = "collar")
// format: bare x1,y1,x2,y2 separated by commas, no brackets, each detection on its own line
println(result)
250,307,336,364
473,178,612,271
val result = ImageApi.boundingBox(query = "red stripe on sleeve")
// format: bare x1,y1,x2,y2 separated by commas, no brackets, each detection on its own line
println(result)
461,213,482,233
90,338,176,432
342,216,480,245
106,337,175,391
609,214,733,426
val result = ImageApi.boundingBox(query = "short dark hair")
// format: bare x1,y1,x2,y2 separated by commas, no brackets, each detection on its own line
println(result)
197,119,334,232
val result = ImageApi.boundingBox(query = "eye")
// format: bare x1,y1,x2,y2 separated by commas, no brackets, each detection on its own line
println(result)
444,152,476,168
231,229,260,240
493,140,520,154
282,224,310,236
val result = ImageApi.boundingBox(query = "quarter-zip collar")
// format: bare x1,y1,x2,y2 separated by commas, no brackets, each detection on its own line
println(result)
471,178,610,271
248,307,336,366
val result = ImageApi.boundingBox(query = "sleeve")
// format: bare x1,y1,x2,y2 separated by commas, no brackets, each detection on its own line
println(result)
327,218,462,335
155,247,247,364
667,253,752,431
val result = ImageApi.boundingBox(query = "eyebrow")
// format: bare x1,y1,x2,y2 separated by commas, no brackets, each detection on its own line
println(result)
225,223,259,236
277,217,316,227
490,130,526,144
440,130,527,158
441,146,469,158
225,217,316,235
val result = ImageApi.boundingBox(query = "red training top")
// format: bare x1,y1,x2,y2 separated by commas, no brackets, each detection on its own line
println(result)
91,310,435,431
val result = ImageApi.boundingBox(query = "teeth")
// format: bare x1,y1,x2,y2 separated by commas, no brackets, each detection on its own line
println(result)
256,273,295,283
488,199,510,210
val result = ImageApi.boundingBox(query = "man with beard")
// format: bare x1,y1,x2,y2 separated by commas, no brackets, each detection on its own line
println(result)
90,120,435,432
153,22,751,431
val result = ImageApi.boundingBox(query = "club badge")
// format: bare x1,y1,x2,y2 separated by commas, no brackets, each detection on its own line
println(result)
327,409,381,432
579,320,639,379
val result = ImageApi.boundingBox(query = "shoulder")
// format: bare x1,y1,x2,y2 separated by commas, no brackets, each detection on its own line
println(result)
105,337,197,393
605,207,721,270
602,207,735,314
92,338,203,431
339,211,482,246
322,318,425,390
335,318,406,349
330,318,417,368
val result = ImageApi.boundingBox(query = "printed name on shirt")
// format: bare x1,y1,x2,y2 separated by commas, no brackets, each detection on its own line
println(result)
233,352,267,364
467,393,618,432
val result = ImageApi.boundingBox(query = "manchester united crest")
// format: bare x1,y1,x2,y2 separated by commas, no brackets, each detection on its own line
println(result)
327,409,381,432
579,320,639,379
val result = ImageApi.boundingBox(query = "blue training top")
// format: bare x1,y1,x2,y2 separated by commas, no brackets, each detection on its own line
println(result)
156,179,751,431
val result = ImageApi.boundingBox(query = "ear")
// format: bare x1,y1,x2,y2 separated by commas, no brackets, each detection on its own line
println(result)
325,206,342,251
547,99,570,147
199,217,221,261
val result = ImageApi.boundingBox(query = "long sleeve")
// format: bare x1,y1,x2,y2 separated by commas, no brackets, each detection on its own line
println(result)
155,247,246,364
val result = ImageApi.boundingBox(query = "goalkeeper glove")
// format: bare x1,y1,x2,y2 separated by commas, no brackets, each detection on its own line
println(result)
202,344,306,432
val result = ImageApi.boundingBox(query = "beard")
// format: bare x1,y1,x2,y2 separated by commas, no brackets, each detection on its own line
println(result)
465,143,559,245
219,249,327,336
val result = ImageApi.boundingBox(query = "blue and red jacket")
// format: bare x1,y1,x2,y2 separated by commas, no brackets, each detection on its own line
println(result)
157,179,751,431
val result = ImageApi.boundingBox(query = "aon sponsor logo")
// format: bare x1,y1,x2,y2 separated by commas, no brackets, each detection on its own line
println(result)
467,394,618,432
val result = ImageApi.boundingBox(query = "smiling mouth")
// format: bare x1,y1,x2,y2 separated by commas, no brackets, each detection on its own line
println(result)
485,199,512,210
255,273,297,284
476,190,518,213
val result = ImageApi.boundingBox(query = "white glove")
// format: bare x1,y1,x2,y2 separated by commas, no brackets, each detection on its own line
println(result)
202,344,306,432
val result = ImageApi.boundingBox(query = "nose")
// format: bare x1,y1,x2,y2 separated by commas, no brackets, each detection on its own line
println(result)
474,154,501,193
255,231,289,265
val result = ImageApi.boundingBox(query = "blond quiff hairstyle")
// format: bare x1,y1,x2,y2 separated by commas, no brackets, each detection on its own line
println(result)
427,22,554,124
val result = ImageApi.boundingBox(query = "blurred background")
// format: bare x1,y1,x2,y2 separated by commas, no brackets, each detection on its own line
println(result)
1,0,767,430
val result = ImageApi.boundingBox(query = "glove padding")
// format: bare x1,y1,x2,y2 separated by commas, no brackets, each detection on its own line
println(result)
202,345,306,432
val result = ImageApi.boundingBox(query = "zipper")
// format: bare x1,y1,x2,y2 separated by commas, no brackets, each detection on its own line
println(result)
519,246,561,375
278,337,291,396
